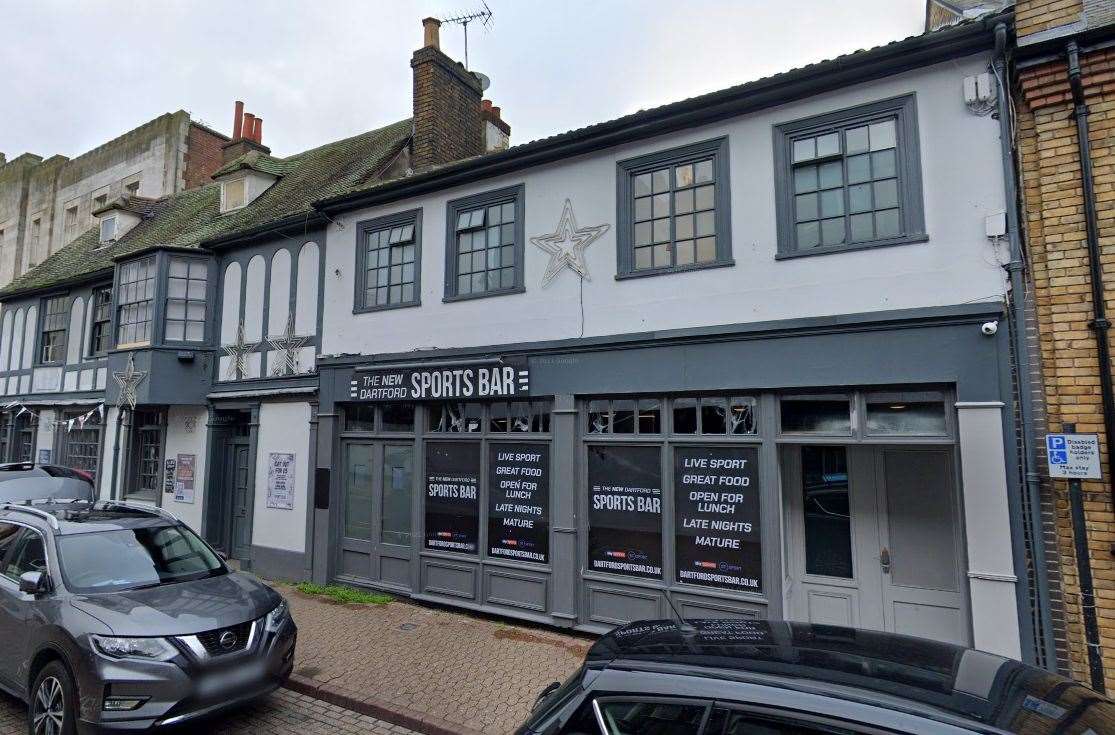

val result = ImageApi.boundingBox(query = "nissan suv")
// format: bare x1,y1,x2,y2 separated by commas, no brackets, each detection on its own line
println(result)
0,500,296,733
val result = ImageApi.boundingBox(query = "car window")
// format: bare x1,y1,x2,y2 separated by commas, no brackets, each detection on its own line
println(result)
4,529,47,581
705,708,860,735
57,524,225,593
0,522,22,571
597,700,707,735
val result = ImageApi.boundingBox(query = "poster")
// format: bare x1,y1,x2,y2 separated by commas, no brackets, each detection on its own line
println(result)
266,452,296,510
174,453,196,504
37,448,51,464
488,443,549,563
425,443,480,553
674,445,762,592
163,458,177,494
587,445,662,579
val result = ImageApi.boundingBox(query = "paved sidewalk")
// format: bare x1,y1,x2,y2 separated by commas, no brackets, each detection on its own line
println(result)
280,584,593,735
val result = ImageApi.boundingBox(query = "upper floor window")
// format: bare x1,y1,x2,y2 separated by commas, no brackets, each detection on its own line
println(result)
117,257,156,347
89,287,112,356
165,257,207,342
221,177,248,213
774,94,925,258
39,296,68,364
617,137,732,277
99,216,117,243
444,185,524,301
356,209,421,312
64,204,79,243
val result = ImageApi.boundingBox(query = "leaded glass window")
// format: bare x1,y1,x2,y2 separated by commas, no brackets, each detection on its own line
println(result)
116,257,156,346
127,408,165,499
39,296,67,364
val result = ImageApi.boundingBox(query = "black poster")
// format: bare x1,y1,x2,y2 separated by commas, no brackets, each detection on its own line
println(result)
488,443,549,563
424,442,480,553
588,445,662,579
674,445,762,592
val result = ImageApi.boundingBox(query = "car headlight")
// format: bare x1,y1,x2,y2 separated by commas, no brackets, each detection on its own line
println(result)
265,598,289,633
92,635,178,662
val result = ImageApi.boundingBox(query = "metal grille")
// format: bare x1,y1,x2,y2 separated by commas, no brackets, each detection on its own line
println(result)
128,409,164,498
196,621,251,656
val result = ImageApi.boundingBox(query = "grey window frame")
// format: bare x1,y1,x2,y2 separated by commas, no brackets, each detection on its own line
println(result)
443,184,526,302
164,255,208,344
88,286,113,357
125,407,166,501
616,136,733,279
38,295,68,366
115,256,157,347
773,94,925,259
354,208,422,313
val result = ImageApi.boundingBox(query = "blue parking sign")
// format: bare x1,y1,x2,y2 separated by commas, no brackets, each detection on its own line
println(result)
1046,433,1102,479
1048,449,1068,465
1047,435,1066,450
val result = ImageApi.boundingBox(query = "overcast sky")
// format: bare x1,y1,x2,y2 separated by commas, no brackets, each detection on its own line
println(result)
0,1,925,161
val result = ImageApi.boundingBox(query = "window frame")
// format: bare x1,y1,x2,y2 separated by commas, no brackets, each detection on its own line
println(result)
0,525,49,585
354,208,423,313
115,256,156,348
37,295,69,366
773,94,926,259
220,176,249,213
125,407,166,502
443,184,526,302
88,286,113,357
99,215,117,243
163,255,209,344
616,136,733,279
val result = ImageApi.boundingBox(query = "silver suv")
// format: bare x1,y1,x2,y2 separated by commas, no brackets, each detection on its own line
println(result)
0,500,296,733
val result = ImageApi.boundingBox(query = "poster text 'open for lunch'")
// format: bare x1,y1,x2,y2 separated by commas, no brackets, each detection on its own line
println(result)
488,443,549,563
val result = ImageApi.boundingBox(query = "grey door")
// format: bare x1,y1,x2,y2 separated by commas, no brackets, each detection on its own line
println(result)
783,445,969,645
227,442,253,560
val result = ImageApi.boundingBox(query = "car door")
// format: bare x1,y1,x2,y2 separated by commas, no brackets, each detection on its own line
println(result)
0,522,34,688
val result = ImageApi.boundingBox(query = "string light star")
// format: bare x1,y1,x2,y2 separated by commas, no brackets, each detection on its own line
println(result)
112,353,148,412
530,199,610,287
267,313,308,377
223,321,258,381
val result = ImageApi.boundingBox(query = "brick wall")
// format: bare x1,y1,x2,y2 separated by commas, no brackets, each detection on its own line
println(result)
411,46,484,171
1016,0,1085,38
183,122,228,189
1017,46,1115,691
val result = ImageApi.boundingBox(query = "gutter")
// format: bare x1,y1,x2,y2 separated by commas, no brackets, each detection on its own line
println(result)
994,22,1058,672
313,12,1008,217
202,210,327,251
0,268,115,303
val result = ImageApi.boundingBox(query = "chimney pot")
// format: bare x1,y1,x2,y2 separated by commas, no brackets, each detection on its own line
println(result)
253,117,263,143
422,17,441,49
482,99,493,112
233,101,245,139
491,106,501,118
243,112,255,142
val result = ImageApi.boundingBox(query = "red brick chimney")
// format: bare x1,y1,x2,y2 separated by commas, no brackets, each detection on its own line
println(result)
221,101,271,164
411,17,485,170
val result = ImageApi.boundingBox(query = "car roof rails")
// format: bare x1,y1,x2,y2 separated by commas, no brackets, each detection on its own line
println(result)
0,462,36,471
94,500,178,523
0,503,60,530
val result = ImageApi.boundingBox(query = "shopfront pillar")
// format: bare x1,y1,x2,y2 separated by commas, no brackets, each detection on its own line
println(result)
550,394,578,626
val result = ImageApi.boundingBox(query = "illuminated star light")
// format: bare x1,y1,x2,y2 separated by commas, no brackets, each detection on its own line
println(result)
112,353,148,412
530,199,610,287
223,321,259,381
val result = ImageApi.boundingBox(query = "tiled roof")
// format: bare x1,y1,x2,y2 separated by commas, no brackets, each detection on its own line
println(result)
211,149,296,179
91,194,158,218
0,118,412,299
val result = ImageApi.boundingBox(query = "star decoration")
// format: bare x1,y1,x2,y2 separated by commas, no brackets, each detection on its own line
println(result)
267,313,308,377
223,321,259,381
112,353,148,412
530,199,610,287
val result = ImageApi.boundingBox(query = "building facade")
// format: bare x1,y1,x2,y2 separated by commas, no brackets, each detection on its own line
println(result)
0,10,1053,668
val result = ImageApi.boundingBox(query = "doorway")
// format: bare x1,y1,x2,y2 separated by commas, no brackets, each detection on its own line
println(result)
204,410,254,561
339,440,416,591
782,444,969,646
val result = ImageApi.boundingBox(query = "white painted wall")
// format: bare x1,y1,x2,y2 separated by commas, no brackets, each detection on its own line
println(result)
251,401,311,553
164,405,209,533
35,408,55,462
322,54,1008,356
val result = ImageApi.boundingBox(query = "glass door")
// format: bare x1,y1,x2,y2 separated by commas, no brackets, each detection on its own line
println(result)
377,443,415,590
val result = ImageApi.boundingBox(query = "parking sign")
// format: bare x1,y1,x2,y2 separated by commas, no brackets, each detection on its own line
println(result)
1046,433,1102,479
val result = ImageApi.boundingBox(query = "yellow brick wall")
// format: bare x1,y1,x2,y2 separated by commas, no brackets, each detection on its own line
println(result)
1015,0,1085,39
1018,48,1115,692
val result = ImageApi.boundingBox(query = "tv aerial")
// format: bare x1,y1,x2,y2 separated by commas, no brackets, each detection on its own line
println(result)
441,1,494,70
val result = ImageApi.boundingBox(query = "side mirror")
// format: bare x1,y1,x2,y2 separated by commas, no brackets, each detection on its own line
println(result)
19,571,48,596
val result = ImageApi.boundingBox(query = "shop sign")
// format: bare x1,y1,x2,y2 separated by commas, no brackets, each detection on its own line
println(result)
174,454,196,504
1046,433,1102,480
350,360,529,402
674,446,762,592
588,445,662,579
266,452,296,510
488,443,549,563
425,443,480,553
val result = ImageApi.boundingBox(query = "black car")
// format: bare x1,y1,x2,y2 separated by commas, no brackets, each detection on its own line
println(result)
0,463,95,504
518,619,1114,735
0,500,296,734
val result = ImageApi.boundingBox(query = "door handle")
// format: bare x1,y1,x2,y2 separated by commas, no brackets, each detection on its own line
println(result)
880,547,891,574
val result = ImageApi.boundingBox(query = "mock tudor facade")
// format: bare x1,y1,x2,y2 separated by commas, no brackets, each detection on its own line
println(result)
0,7,1079,673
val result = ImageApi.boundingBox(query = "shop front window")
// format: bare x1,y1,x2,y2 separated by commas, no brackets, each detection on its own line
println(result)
800,445,852,578
58,410,102,481
429,402,483,433
866,399,946,435
780,398,851,434
587,444,663,579
126,409,165,500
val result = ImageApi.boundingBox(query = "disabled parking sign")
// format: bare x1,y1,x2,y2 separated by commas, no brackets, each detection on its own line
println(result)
1046,433,1102,479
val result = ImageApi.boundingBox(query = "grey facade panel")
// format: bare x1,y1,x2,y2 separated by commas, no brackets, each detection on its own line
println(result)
251,544,307,583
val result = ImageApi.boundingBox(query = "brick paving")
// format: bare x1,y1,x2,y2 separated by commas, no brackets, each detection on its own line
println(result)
281,585,593,735
0,687,417,734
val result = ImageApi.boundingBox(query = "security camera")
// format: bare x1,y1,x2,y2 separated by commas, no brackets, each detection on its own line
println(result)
981,321,998,336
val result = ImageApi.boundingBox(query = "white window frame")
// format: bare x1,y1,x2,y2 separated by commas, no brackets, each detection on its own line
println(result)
221,177,248,213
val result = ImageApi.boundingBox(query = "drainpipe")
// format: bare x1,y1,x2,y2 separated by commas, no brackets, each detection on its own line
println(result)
993,22,1057,670
1065,40,1111,692
109,407,124,501
1067,41,1115,497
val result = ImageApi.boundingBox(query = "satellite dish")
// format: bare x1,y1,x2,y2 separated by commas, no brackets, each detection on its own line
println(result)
472,71,491,92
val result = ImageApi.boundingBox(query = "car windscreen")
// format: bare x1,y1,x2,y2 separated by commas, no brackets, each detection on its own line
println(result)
57,524,225,593
0,475,94,503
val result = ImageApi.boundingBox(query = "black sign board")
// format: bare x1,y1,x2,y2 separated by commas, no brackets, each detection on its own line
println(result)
424,442,480,553
350,361,529,402
588,445,663,579
488,443,549,563
675,445,762,592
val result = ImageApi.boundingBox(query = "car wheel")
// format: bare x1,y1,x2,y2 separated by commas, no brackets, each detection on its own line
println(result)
28,661,76,735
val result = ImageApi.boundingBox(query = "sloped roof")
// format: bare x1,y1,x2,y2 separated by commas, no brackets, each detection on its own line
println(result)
0,118,412,299
91,194,159,218
211,149,295,179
